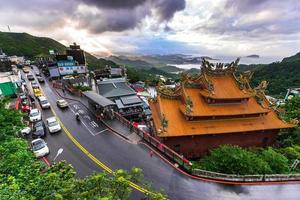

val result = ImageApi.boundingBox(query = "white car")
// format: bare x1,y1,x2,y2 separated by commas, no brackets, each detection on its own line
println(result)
20,126,31,136
38,96,50,109
56,99,68,108
46,117,61,133
29,108,42,122
31,138,49,158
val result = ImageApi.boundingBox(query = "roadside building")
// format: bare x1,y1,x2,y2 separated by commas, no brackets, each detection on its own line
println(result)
94,66,126,79
8,55,25,64
97,78,144,120
0,48,6,59
0,57,12,72
83,91,116,119
149,59,295,158
285,87,300,100
0,72,20,97
47,43,88,79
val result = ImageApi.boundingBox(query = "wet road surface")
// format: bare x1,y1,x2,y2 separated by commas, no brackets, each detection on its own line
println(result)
23,67,300,200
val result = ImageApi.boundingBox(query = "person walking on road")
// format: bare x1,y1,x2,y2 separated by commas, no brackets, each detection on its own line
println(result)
62,88,65,96
149,150,154,157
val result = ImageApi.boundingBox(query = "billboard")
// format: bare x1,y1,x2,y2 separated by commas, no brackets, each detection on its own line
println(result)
58,65,87,75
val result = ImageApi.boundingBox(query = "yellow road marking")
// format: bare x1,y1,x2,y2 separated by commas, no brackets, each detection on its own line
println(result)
36,80,152,194
49,107,150,194
29,71,154,195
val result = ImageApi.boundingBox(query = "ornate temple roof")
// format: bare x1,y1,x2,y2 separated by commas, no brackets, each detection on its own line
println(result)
149,58,295,137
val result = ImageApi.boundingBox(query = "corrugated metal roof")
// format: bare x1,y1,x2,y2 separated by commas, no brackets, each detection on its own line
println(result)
83,91,115,107
98,80,136,98
120,95,142,105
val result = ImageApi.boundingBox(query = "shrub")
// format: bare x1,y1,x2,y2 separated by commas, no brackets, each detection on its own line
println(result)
196,145,272,175
259,147,289,174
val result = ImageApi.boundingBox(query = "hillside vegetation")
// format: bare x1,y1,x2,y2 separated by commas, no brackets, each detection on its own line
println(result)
0,31,114,69
239,53,300,96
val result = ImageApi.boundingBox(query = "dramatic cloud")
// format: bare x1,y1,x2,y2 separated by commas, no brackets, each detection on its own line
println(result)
74,0,186,33
79,0,147,9
0,0,299,59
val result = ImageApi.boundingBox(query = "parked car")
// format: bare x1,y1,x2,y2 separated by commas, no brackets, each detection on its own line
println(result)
31,81,39,89
37,76,45,83
46,117,61,133
31,138,49,158
27,74,35,81
20,126,31,137
19,94,28,104
33,88,42,97
21,104,31,113
22,67,30,73
35,71,41,76
32,121,46,138
29,108,42,122
38,96,50,109
56,99,68,108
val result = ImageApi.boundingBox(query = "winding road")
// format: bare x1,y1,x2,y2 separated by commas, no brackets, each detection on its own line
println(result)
24,67,300,200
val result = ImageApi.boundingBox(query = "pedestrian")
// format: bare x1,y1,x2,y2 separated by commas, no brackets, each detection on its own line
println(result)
62,88,65,95
149,150,154,157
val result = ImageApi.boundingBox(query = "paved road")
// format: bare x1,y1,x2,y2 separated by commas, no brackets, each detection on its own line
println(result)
25,67,300,200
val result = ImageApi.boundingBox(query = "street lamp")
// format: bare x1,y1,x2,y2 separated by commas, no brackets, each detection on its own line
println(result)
53,148,64,162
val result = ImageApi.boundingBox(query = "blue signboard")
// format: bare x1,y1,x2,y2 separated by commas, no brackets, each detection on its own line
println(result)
57,60,75,67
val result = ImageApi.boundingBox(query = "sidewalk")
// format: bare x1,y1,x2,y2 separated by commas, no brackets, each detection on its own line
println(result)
103,119,142,143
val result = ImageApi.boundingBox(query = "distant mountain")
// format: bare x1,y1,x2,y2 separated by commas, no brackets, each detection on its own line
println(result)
239,52,300,96
0,31,116,69
108,55,153,70
160,65,184,73
246,54,260,58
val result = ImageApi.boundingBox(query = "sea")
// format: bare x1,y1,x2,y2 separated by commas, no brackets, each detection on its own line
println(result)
168,56,282,70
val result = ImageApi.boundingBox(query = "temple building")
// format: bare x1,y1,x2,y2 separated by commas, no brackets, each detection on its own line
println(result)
149,59,296,158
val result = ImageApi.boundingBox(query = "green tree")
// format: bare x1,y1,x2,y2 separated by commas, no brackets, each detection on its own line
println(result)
259,148,290,174
0,97,167,200
196,145,272,175
277,97,300,147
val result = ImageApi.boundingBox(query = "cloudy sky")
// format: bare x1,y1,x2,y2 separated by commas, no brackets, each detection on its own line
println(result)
0,0,300,59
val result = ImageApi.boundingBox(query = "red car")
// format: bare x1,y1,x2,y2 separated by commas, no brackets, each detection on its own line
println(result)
21,104,31,113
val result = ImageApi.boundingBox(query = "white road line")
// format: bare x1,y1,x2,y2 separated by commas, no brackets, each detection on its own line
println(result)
93,129,108,136
69,106,97,136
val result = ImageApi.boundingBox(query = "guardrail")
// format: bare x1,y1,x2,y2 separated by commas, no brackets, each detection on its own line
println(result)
192,168,300,182
113,111,192,170
113,111,300,182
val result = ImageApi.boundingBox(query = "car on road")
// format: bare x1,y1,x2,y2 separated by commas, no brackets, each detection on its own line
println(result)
20,126,31,137
46,117,61,133
19,93,28,104
27,74,35,81
29,108,42,122
32,121,46,138
56,99,68,108
37,76,45,83
33,88,43,97
38,96,50,109
22,67,30,73
34,71,41,76
31,81,39,89
31,138,49,158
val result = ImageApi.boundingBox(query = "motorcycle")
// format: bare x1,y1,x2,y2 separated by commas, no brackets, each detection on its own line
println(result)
75,113,80,121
